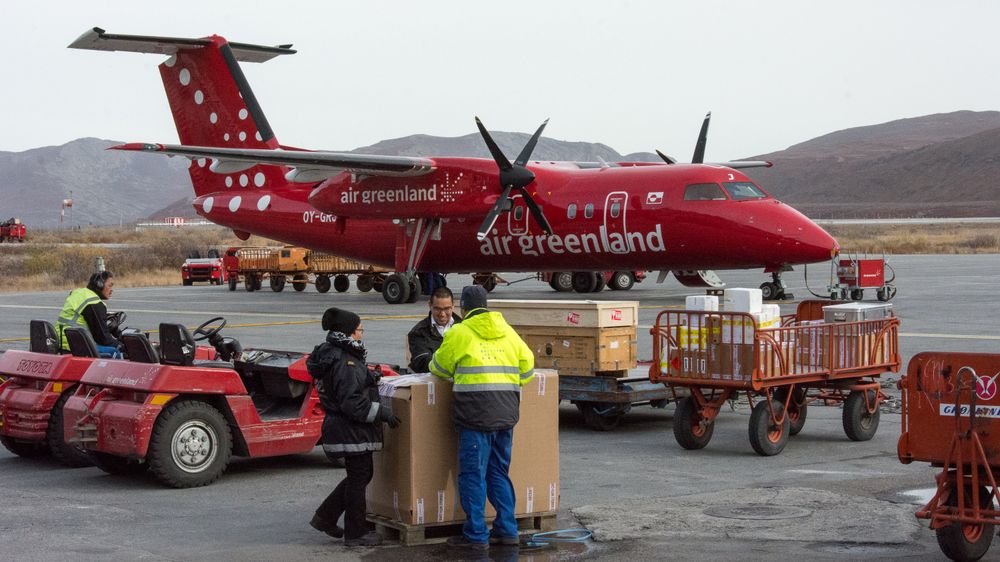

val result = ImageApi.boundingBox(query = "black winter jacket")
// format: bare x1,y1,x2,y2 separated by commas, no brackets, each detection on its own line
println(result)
306,334,384,456
406,313,462,373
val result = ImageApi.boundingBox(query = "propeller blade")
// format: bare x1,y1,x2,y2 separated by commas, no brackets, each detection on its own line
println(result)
476,185,513,241
513,118,549,167
517,188,554,235
655,150,677,164
475,117,512,171
692,111,711,164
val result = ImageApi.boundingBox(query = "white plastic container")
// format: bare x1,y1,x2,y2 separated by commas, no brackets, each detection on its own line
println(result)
722,288,763,314
685,295,719,312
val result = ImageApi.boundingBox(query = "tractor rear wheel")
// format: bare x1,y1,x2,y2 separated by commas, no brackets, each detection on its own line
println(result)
47,387,92,468
333,274,350,293
936,485,995,562
90,451,148,475
0,435,48,458
843,389,880,441
315,275,332,293
748,399,789,456
672,396,714,450
147,400,232,488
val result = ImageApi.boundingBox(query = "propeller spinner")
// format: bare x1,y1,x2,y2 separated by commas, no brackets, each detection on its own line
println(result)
474,117,554,242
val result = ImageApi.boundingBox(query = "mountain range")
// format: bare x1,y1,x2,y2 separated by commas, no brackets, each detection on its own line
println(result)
3,110,1000,227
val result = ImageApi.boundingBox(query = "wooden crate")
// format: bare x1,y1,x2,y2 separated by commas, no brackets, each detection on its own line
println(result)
491,300,638,329
517,325,637,376
369,512,557,546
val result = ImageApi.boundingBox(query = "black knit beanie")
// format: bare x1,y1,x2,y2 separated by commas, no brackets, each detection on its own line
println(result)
322,307,361,334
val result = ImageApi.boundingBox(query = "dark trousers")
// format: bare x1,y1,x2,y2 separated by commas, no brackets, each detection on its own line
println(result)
315,452,374,539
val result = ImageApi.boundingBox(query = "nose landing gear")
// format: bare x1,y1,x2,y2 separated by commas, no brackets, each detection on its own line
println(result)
760,270,793,301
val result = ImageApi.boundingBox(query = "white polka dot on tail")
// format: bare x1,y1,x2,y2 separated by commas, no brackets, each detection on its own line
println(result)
225,177,233,188
240,174,249,187
210,112,218,124
254,172,265,187
179,68,190,86
229,196,242,212
239,108,248,120
257,195,271,211
224,133,230,141
194,90,204,104
239,131,247,141
202,197,214,213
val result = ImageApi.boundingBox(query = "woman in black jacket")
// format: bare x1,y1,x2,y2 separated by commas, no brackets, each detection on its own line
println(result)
307,308,400,547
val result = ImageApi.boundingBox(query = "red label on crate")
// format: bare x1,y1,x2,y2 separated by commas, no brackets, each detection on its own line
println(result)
976,373,1000,401
566,312,580,325
611,309,622,321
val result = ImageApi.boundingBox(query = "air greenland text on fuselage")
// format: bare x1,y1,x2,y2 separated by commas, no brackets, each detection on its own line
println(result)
479,224,665,257
340,185,438,205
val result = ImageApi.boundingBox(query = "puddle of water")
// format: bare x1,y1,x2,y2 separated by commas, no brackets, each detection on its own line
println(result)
898,488,937,505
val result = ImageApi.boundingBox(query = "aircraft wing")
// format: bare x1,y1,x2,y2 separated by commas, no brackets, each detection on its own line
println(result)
110,143,436,182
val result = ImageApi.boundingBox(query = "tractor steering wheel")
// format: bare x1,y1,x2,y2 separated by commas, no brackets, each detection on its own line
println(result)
106,311,128,338
193,317,227,342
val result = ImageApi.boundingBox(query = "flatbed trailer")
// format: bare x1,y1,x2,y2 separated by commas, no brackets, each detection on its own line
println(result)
559,370,678,431
307,251,391,293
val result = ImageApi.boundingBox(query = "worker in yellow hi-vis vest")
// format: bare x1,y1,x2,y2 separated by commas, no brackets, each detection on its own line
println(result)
55,271,121,357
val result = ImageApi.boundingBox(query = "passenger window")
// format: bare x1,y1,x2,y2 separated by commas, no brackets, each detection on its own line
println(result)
513,206,524,221
610,202,621,218
584,204,594,218
567,203,577,219
683,183,727,201
722,181,767,200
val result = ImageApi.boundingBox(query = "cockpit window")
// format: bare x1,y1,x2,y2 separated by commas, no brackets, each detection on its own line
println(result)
683,183,727,201
723,182,767,200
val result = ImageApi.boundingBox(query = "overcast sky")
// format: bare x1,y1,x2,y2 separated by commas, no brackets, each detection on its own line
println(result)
2,1,998,160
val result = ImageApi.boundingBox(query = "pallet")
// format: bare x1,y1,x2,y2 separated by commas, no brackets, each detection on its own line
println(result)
369,511,557,546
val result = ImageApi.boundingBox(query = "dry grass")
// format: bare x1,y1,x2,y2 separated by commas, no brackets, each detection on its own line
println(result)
828,223,1000,254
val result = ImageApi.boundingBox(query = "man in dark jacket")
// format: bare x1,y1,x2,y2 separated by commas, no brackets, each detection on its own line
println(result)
407,286,462,373
307,307,400,547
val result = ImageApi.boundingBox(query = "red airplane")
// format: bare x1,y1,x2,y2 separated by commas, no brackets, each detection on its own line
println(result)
69,28,839,304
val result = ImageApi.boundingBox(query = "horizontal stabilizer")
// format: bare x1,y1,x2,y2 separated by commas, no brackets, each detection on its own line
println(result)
68,27,295,63
711,160,772,169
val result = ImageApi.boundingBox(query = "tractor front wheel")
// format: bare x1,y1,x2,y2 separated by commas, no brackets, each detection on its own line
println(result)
147,400,232,488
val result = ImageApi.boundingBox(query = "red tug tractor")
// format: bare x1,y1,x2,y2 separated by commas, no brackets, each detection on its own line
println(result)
61,317,395,487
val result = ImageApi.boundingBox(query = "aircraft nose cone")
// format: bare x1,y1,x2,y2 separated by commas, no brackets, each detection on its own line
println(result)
793,216,839,264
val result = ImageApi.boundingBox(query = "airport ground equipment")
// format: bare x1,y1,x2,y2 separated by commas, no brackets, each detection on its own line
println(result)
538,270,646,293
62,316,400,487
234,246,310,292
559,370,675,431
828,254,896,302
181,257,226,286
224,246,390,293
650,300,900,455
0,217,26,243
898,352,1000,561
307,251,391,294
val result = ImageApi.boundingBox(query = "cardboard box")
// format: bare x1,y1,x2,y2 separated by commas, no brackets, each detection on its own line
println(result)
685,295,719,311
722,288,762,314
518,326,636,375
368,372,559,526
489,300,638,329
706,313,779,345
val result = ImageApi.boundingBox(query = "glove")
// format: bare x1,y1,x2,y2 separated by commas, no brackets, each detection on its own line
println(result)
379,407,401,429
366,365,383,386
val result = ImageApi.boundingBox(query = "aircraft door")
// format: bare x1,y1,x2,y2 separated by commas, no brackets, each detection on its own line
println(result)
603,191,628,254
508,195,529,236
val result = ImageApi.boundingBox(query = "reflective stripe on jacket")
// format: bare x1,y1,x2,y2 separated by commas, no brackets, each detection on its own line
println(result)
56,288,102,351
429,308,534,431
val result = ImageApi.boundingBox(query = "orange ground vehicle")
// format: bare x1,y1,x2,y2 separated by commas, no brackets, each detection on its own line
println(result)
650,300,900,455
899,352,1000,561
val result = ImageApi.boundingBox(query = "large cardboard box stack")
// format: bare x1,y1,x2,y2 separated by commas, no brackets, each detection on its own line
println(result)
706,290,785,381
368,371,559,526
490,300,638,375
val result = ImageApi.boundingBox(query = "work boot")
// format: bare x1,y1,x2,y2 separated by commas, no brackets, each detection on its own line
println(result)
447,535,489,551
489,534,520,546
344,532,382,547
309,513,344,538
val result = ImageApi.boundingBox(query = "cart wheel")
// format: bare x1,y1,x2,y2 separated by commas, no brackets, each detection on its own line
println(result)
244,275,256,292
843,390,880,441
550,272,573,292
315,275,331,293
850,289,864,301
356,275,374,293
333,274,350,293
47,387,92,468
324,449,347,468
147,400,232,488
936,485,994,562
90,451,149,475
0,435,48,458
270,275,286,292
228,276,237,291
580,403,623,431
748,400,790,456
292,274,308,292
673,396,714,450
773,387,808,436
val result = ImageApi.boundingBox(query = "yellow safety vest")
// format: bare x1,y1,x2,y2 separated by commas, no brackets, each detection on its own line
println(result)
56,287,102,351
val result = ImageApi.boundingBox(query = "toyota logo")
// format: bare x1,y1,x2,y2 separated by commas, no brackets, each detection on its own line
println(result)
976,373,1000,401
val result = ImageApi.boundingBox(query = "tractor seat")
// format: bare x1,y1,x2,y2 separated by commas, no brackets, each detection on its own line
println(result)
30,320,59,354
158,323,234,369
121,333,159,364
63,327,100,358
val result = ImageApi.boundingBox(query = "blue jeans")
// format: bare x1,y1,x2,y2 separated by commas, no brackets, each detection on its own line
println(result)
97,344,122,359
457,427,517,543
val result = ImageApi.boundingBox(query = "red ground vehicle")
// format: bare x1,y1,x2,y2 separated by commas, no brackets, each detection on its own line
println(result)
0,217,26,243
650,300,900,455
828,254,896,302
62,317,399,487
899,352,1000,561
223,246,241,290
181,257,227,285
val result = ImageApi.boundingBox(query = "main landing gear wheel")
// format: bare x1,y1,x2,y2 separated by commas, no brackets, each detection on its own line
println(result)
773,386,808,436
147,400,233,488
90,452,149,475
592,273,606,293
406,278,420,303
608,271,635,291
382,273,411,304
673,396,714,450
47,387,92,468
579,403,623,431
292,274,309,292
936,485,995,562
549,272,573,292
0,435,48,458
333,274,350,293
270,275,286,292
843,389,880,441
571,272,599,293
228,276,237,291
356,275,374,293
748,399,790,456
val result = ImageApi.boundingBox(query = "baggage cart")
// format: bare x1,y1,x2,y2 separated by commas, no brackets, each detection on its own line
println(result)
650,299,900,455
306,251,390,294
898,352,1000,561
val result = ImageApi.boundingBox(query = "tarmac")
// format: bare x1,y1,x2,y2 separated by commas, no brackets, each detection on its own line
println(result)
1,254,999,560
